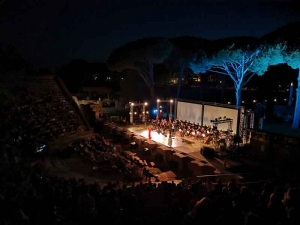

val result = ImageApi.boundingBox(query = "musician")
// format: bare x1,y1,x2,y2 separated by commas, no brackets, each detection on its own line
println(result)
148,125,152,139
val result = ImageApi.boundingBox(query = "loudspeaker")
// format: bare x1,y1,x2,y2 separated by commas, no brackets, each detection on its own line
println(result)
201,147,215,158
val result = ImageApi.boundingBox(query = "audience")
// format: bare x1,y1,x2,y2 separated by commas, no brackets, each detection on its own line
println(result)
1,77,83,158
1,162,299,225
70,135,142,181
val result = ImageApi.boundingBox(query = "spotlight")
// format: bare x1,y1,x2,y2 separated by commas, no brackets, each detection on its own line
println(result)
145,102,148,105
170,99,173,103
131,103,134,106
157,99,160,102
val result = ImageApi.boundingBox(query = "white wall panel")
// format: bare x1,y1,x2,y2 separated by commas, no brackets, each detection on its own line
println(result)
176,101,202,124
203,105,239,134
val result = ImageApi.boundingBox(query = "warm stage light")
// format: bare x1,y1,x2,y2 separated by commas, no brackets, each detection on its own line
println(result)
131,103,134,106
253,100,256,103
170,99,173,103
134,112,137,114
146,111,149,114
274,98,277,102
145,102,148,105
291,82,293,87
157,99,160,102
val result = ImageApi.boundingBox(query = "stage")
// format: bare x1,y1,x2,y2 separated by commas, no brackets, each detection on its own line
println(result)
102,123,239,175
127,125,208,155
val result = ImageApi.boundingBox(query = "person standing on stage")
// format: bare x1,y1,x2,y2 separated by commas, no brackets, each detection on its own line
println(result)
148,125,152,139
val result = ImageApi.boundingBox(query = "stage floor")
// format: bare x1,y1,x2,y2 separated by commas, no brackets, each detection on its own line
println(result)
127,126,202,153
138,129,184,148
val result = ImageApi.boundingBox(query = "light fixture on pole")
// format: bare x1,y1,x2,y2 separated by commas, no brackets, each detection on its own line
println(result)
156,99,160,120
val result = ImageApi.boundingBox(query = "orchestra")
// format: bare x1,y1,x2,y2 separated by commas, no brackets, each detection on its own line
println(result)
149,118,236,149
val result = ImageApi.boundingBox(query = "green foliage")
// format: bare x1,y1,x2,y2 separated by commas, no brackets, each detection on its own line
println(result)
251,43,286,76
190,51,214,74
285,49,300,70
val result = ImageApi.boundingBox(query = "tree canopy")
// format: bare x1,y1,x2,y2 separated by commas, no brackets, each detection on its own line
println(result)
190,37,260,108
166,36,210,98
107,37,173,99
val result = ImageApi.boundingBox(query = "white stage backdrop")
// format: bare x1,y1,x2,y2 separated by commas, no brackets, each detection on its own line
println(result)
177,101,203,124
203,105,238,134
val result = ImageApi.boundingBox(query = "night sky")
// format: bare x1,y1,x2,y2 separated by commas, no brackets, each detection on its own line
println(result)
1,0,300,68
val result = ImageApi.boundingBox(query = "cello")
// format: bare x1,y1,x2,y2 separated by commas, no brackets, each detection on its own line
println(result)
204,135,210,144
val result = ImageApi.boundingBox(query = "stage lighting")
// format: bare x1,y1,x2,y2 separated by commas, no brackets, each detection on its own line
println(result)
274,98,277,102
170,99,173,103
131,103,134,106
129,112,132,114
146,111,149,114
253,99,256,103
157,99,160,102
134,112,137,114
145,102,148,105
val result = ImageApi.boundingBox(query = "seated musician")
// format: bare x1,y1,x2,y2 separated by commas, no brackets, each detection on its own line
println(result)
190,128,196,138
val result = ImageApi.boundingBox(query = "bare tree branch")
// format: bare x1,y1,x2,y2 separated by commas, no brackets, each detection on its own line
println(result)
242,72,256,87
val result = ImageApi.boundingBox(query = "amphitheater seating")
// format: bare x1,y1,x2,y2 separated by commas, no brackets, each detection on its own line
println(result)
2,75,88,156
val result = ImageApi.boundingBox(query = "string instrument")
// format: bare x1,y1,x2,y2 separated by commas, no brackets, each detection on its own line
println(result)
204,135,210,144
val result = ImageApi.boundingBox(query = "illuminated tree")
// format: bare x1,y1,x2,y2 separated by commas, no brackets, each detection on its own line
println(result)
251,43,286,76
107,38,173,100
191,44,260,109
285,48,300,129
259,22,300,129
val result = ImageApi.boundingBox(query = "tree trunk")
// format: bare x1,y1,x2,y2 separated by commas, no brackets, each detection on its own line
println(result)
288,83,294,107
176,67,184,99
221,75,227,103
235,87,242,109
149,84,155,101
292,69,300,129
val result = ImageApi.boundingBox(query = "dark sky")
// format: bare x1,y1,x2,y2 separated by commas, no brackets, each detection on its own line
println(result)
1,0,300,68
